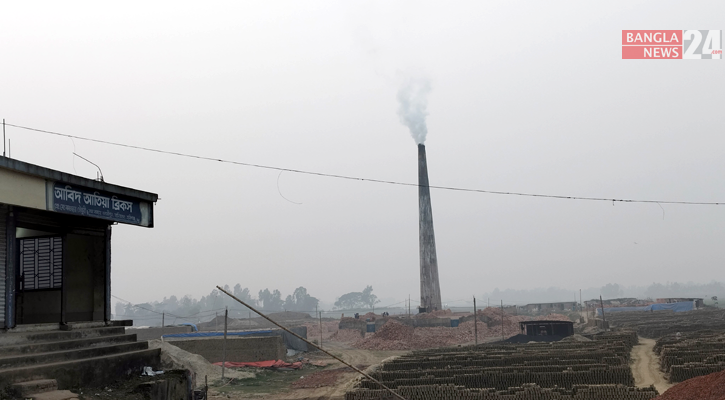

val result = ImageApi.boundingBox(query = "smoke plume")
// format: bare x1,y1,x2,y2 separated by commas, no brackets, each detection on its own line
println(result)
397,77,431,144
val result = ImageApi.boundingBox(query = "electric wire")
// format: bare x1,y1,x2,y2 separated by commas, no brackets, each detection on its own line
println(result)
5,122,722,206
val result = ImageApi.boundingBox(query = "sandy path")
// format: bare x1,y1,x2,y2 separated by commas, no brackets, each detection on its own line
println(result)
631,337,672,395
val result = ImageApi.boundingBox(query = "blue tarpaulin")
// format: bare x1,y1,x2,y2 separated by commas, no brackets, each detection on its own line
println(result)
596,301,694,316
179,323,198,332
162,330,274,338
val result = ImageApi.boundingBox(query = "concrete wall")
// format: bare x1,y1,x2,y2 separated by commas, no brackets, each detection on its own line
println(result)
278,326,308,352
128,326,194,341
0,206,6,327
168,336,286,363
339,318,367,335
0,169,46,211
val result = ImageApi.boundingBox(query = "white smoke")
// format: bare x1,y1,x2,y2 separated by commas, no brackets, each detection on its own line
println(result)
397,77,431,144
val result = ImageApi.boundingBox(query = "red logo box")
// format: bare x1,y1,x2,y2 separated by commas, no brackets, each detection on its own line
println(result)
622,46,682,59
622,30,682,45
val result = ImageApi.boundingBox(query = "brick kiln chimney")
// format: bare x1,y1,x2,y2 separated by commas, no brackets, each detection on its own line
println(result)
418,144,442,312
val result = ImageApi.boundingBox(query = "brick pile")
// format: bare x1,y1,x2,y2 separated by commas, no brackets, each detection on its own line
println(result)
655,369,725,400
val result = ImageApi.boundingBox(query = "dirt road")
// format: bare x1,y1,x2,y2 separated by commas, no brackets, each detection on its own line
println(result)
631,337,672,395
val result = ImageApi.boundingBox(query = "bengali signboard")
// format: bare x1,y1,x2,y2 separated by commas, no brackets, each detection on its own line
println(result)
48,182,148,226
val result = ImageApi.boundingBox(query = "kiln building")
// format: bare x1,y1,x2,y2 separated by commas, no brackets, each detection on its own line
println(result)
0,156,157,328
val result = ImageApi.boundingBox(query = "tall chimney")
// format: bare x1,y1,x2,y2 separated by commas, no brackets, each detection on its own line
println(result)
418,144,442,312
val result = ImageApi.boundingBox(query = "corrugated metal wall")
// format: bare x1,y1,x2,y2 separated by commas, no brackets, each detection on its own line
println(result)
0,205,7,327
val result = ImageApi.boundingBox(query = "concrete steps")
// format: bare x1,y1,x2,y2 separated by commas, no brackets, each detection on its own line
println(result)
0,326,127,346
0,341,150,369
11,379,57,397
10,379,79,400
0,348,160,390
28,390,79,400
0,323,160,394
0,333,137,357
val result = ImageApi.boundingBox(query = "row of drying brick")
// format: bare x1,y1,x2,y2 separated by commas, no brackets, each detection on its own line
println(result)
345,384,658,400
654,331,725,383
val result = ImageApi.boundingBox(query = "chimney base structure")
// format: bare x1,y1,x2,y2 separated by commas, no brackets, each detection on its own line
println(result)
418,144,442,312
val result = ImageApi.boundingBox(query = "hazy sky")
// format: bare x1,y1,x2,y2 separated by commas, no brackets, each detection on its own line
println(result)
1,1,723,309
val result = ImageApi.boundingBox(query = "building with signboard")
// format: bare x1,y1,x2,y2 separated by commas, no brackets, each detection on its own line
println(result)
0,156,157,328
519,320,574,337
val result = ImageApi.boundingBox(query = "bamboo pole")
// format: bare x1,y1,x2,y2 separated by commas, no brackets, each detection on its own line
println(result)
501,300,504,341
600,295,607,331
473,297,478,346
222,307,228,380
216,286,407,400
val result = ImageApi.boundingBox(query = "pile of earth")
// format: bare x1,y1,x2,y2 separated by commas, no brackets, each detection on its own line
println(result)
655,370,725,400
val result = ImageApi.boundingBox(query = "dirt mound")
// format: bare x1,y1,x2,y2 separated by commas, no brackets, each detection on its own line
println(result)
354,318,521,351
265,311,313,321
148,340,254,387
656,369,725,400
372,320,414,340
197,315,260,331
356,320,418,350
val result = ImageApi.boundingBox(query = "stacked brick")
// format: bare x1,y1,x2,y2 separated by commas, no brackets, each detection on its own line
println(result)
604,309,725,339
604,309,725,384
654,332,725,383
345,331,657,400
346,384,657,400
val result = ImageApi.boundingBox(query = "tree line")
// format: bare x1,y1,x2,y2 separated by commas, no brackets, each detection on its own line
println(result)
114,284,382,325
114,284,321,323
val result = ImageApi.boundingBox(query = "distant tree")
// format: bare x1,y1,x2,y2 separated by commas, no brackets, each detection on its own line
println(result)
258,288,284,311
335,292,364,309
335,286,379,309
361,286,380,308
284,295,295,311
601,283,624,299
233,284,254,304
293,287,319,311
282,287,319,311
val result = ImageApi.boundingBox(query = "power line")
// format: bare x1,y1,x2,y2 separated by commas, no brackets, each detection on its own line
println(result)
5,122,723,206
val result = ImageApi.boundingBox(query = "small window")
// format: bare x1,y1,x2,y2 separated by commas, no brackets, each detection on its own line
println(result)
19,237,63,290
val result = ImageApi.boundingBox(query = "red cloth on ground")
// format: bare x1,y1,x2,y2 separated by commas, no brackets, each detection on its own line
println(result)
213,360,303,369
